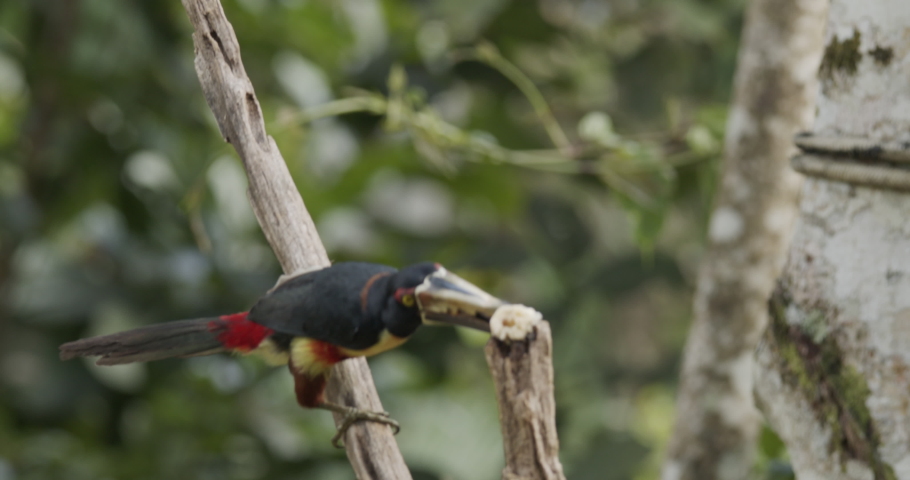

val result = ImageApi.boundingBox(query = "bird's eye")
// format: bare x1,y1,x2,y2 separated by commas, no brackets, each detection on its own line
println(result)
394,287,417,307
401,294,415,307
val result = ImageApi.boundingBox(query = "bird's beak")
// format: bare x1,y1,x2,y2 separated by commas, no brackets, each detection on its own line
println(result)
415,268,505,332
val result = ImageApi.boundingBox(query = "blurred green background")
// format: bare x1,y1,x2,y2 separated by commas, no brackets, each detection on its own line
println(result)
0,0,789,479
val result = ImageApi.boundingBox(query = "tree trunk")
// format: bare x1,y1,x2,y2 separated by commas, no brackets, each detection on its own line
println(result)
662,0,827,478
754,1,910,478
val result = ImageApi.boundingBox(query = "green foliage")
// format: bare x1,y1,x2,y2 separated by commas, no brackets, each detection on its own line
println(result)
0,0,748,478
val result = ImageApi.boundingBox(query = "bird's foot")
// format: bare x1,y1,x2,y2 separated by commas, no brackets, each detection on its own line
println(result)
317,401,400,448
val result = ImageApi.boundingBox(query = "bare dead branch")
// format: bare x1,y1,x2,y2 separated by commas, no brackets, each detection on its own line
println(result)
485,321,566,480
180,1,411,477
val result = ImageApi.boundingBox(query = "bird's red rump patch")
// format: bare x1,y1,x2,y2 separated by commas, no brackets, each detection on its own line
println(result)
210,312,273,352
310,340,348,365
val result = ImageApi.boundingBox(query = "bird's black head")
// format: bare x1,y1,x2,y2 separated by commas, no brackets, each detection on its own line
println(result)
375,262,505,338
376,262,437,338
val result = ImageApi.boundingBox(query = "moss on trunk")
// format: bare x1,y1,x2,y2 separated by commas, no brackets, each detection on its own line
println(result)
764,285,896,480
819,29,862,80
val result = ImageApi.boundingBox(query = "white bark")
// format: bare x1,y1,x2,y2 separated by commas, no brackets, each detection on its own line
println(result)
756,180,910,479
813,3,910,140
754,1,910,478
662,0,826,478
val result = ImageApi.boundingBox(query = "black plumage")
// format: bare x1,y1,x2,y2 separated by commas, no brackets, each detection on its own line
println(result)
249,262,436,350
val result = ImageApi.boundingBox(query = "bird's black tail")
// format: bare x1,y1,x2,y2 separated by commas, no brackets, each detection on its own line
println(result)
59,318,226,366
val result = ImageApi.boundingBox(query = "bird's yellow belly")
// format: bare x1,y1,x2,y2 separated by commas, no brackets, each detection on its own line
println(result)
338,330,408,357
249,331,408,374
245,337,291,366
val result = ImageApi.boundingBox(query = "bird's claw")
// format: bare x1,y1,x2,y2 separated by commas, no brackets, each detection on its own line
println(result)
331,409,400,448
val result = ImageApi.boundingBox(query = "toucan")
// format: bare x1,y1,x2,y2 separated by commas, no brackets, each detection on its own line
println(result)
60,262,505,447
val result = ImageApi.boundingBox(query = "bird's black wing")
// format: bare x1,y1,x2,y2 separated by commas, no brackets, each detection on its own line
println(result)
248,262,396,350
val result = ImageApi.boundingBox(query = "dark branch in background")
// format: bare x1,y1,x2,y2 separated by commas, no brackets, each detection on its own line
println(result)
6,0,81,337
179,1,411,478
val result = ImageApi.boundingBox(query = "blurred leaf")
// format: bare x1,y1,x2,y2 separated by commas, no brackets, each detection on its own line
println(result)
578,111,620,148
759,424,786,459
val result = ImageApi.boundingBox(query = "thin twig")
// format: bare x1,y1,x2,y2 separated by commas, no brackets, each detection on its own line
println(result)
270,95,387,135
455,42,573,154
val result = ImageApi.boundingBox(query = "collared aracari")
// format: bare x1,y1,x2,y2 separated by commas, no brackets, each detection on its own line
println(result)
60,262,504,446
